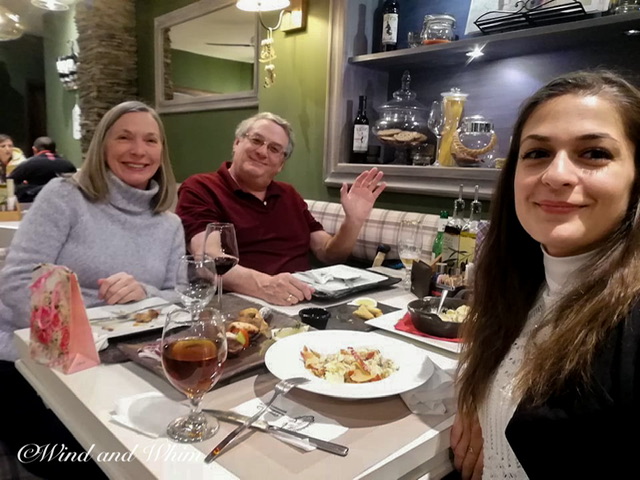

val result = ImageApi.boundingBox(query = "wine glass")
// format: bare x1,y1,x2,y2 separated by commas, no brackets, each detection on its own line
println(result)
175,254,217,317
161,307,227,442
397,219,423,291
203,223,239,313
428,100,445,166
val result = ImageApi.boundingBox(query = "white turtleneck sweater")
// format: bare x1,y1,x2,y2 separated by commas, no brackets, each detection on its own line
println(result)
478,247,594,479
0,173,185,362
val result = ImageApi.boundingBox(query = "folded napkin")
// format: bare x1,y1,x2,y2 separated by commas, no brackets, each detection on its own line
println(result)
230,394,348,452
92,331,109,352
400,365,457,416
111,392,189,438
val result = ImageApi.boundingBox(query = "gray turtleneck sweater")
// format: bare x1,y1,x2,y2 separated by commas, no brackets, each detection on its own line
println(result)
0,173,185,361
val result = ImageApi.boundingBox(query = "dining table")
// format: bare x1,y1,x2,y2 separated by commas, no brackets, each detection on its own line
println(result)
13,268,459,480
0,220,20,249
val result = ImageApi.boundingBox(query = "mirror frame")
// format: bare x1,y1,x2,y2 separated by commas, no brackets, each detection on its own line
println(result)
323,0,500,200
154,0,260,113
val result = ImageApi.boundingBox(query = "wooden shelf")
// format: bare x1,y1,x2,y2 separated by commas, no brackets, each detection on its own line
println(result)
349,12,640,70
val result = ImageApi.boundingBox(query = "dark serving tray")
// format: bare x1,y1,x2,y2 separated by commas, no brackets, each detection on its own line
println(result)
310,271,401,301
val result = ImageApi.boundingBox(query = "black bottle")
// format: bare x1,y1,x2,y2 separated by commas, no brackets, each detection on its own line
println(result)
351,95,369,163
381,0,399,52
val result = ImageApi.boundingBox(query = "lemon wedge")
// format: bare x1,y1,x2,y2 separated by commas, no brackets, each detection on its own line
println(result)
351,297,377,308
271,325,310,340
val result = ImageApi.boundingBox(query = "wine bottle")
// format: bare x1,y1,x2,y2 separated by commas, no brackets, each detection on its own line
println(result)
351,95,369,163
381,0,399,52
431,210,449,261
459,185,482,270
441,184,465,274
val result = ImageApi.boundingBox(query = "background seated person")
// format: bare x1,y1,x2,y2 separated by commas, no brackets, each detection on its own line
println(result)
9,136,77,203
0,134,25,182
176,112,386,306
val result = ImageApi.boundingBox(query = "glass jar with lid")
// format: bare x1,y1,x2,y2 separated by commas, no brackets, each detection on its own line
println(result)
452,115,498,167
437,87,468,167
421,14,456,45
373,70,429,150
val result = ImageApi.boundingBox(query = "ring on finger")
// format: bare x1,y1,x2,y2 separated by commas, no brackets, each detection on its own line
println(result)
468,446,474,454
286,294,294,302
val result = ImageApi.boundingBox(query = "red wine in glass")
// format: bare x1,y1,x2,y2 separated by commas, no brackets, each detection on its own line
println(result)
214,256,239,276
204,223,239,312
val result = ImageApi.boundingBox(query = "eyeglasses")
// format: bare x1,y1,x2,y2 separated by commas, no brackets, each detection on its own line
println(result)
243,133,287,157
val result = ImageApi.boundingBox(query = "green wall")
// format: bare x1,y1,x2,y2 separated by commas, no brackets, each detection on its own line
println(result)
170,49,253,94
136,0,457,215
0,34,44,153
43,8,82,165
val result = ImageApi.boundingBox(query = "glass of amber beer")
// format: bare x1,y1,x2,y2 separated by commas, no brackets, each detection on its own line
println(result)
161,308,227,442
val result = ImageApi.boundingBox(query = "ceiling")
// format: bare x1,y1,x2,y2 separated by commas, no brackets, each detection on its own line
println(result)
169,5,256,64
3,0,257,64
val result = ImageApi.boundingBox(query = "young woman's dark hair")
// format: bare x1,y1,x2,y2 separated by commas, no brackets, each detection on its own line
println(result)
457,70,640,416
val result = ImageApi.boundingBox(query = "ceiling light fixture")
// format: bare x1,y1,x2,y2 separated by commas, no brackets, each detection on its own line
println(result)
236,0,291,12
236,0,307,33
30,0,76,12
235,0,308,88
0,6,24,42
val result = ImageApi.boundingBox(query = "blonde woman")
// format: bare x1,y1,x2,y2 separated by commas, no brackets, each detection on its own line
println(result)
0,101,184,477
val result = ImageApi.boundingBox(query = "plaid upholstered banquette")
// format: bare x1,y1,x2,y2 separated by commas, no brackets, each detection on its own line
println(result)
305,199,440,263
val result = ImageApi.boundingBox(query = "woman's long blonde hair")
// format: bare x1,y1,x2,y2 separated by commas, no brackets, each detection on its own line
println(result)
457,70,640,418
74,101,176,213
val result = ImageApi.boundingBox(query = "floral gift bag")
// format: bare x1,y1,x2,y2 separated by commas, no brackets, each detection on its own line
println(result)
29,264,100,374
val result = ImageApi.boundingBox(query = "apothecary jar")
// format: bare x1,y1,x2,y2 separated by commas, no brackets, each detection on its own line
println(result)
421,14,456,45
373,70,429,148
452,115,497,167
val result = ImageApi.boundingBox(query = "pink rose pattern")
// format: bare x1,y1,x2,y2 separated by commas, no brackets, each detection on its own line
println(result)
29,265,73,368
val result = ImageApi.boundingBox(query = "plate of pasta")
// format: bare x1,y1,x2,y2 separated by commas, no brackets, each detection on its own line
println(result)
264,330,434,399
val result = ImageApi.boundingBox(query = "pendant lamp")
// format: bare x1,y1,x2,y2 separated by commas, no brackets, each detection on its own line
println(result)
31,0,76,12
0,6,24,41
236,0,291,12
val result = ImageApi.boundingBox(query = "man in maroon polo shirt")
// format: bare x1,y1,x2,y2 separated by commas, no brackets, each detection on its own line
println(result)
176,112,386,306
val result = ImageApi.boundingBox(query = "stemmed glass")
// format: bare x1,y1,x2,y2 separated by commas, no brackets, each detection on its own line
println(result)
174,254,217,317
203,223,239,313
161,307,227,442
397,219,423,291
428,100,445,166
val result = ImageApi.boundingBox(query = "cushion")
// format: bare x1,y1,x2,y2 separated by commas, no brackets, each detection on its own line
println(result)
305,200,439,262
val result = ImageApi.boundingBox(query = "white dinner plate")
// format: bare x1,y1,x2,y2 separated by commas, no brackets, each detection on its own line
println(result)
87,297,180,340
264,330,434,399
365,310,462,354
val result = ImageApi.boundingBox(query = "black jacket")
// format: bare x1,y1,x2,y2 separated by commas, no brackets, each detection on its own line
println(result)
9,152,76,202
506,303,640,479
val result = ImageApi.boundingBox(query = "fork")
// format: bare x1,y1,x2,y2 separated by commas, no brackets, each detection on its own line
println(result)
204,377,310,463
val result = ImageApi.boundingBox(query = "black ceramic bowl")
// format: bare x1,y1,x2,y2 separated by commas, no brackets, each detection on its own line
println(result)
299,307,331,330
407,297,467,339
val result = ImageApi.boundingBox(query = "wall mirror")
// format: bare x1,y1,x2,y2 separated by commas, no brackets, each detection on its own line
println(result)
154,0,260,113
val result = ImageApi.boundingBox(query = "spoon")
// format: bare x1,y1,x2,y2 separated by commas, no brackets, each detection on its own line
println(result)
435,289,449,316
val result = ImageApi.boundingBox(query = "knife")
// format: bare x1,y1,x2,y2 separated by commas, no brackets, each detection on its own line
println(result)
203,408,349,457
89,303,173,323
